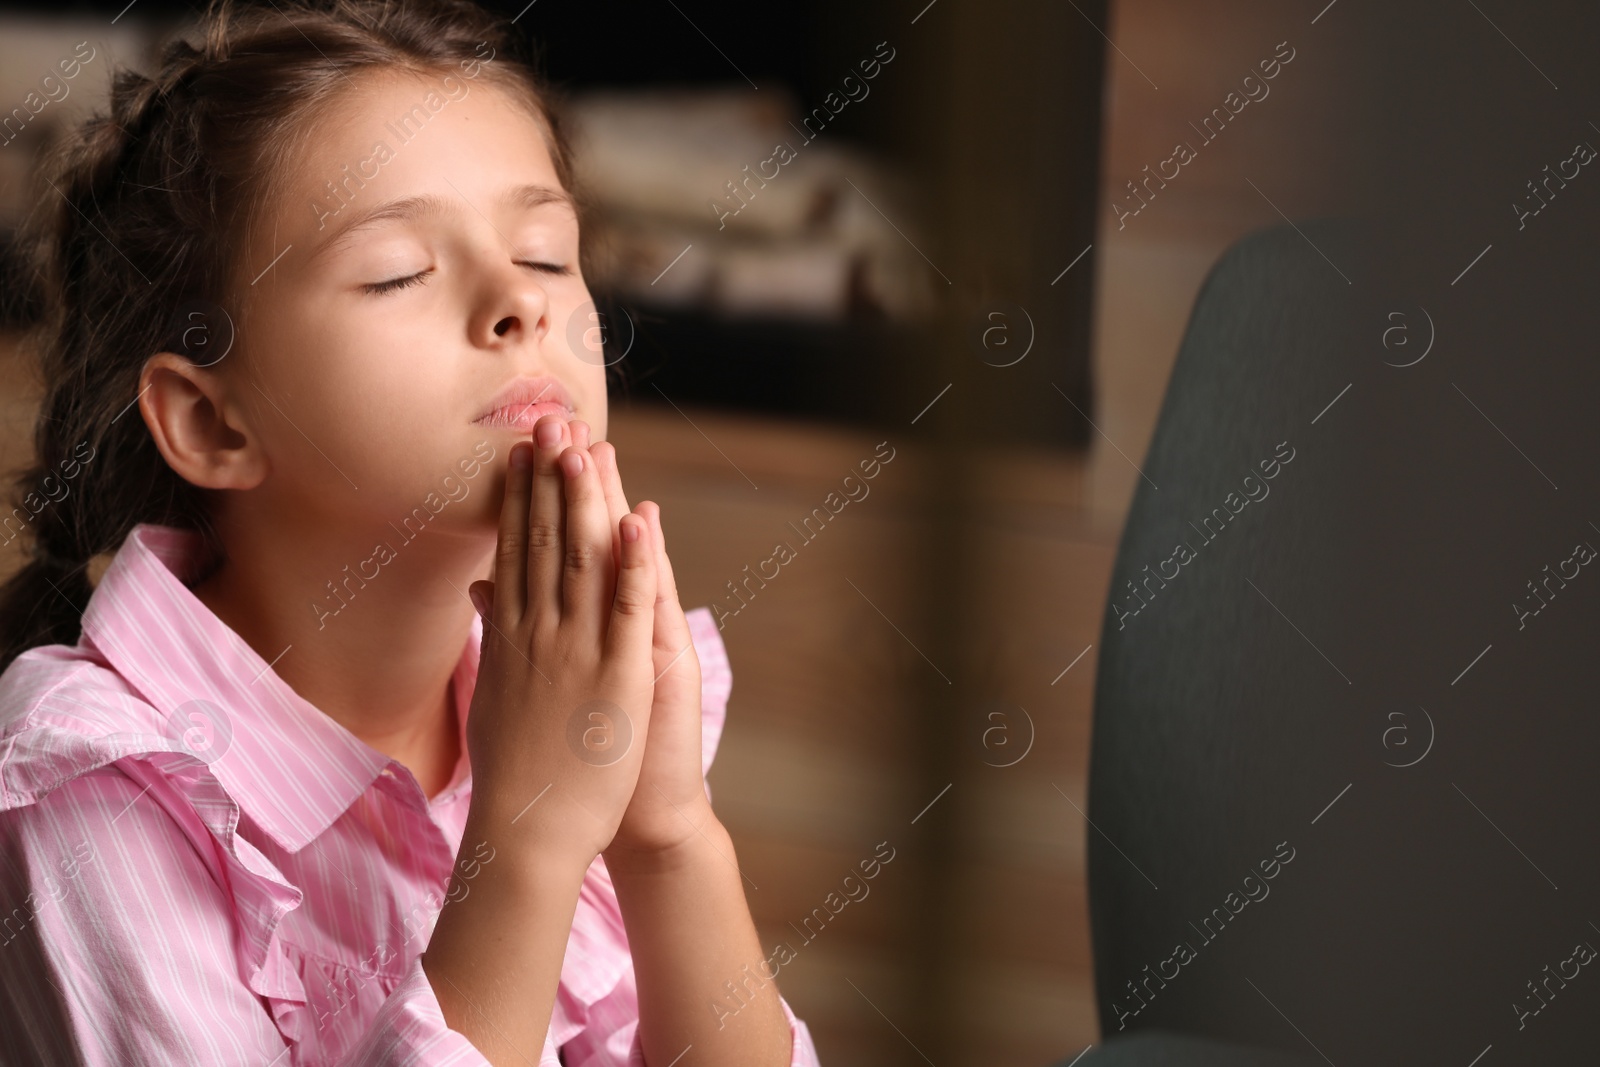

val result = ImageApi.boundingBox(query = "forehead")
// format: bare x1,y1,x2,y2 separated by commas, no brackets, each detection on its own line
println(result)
311,67,552,164
265,67,564,237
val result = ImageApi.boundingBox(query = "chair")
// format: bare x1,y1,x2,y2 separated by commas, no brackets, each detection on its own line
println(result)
1060,221,1600,1064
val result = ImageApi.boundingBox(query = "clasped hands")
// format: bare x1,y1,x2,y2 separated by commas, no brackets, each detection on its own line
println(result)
465,413,715,867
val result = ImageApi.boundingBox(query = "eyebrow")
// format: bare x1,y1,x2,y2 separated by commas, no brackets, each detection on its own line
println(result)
307,183,576,266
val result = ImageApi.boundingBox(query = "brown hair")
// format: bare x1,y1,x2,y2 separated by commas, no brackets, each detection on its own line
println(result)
0,0,593,675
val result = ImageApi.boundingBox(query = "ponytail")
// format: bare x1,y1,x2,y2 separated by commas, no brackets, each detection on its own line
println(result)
0,549,96,670
0,46,220,673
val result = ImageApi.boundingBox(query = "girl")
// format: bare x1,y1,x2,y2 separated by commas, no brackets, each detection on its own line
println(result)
0,0,820,1063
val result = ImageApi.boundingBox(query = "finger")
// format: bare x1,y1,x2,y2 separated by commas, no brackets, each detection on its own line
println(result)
468,579,494,622
642,503,691,663
570,420,591,450
591,441,631,571
528,414,571,631
608,511,657,667
640,501,679,611
560,443,613,635
644,508,699,699
493,442,535,624
592,441,632,513
467,581,499,668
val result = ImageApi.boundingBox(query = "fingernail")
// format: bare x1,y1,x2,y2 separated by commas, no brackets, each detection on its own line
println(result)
468,586,487,618
622,519,641,543
536,418,563,448
511,444,531,470
560,451,584,478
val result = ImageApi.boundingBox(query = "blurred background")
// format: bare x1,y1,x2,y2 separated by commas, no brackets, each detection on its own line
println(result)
0,0,1352,1064
6,0,1586,1065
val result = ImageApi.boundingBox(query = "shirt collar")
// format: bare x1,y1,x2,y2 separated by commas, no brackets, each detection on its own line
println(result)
81,523,482,853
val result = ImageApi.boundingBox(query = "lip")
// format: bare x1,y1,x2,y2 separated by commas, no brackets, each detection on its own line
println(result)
473,375,577,429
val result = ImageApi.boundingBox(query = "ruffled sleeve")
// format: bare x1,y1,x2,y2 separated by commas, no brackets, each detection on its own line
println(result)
0,758,295,1064
0,671,310,1012
0,669,499,1067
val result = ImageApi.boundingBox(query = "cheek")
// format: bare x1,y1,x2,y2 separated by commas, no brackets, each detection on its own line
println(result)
247,318,450,487
273,327,412,425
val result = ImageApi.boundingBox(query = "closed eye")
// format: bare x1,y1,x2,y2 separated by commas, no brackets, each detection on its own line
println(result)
363,261,570,296
363,269,430,296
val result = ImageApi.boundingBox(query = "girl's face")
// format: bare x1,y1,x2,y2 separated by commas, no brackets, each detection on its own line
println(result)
230,67,604,533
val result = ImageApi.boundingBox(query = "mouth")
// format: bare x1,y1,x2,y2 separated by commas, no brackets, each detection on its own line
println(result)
473,375,577,429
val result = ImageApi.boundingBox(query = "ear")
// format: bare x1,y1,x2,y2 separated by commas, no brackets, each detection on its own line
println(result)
139,352,267,490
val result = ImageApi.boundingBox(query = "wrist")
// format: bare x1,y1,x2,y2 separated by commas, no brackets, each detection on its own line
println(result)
461,804,598,883
604,807,731,879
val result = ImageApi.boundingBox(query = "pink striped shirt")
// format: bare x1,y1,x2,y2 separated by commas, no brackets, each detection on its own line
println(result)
0,523,820,1066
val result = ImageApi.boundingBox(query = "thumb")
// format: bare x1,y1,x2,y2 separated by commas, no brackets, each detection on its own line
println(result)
467,580,494,622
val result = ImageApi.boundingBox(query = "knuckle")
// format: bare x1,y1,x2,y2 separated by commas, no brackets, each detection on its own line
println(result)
613,583,654,615
527,520,562,556
565,538,599,572
497,529,526,561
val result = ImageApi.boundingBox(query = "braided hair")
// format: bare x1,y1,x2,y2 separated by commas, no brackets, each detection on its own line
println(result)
0,0,581,675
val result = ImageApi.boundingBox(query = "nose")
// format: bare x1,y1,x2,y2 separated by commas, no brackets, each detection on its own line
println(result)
476,256,552,348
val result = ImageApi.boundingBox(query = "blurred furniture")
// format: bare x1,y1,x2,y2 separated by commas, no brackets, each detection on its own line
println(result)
1076,218,1600,1065
504,0,1106,447
1062,224,1356,1066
